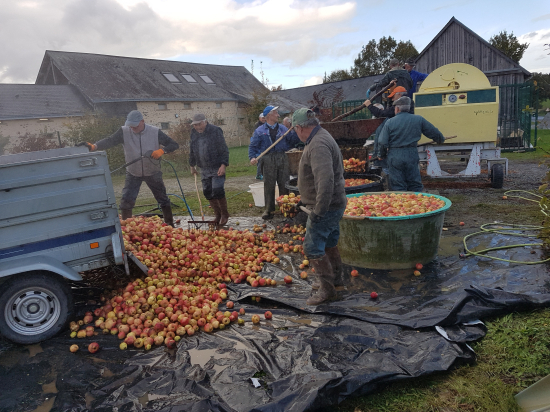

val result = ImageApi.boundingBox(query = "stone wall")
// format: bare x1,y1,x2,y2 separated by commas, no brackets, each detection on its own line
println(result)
136,101,250,147
0,117,78,153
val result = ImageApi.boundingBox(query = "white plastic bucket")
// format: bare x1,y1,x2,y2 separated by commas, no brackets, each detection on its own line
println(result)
249,182,279,207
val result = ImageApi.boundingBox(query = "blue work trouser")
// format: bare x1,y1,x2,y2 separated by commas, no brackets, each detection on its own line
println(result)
303,208,345,259
387,146,423,192
120,171,170,209
200,166,226,200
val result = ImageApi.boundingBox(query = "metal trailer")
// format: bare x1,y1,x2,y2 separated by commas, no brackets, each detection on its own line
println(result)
414,63,507,188
0,147,129,344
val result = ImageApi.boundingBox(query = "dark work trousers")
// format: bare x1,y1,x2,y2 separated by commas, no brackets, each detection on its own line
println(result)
387,147,423,192
120,171,170,209
200,166,226,200
262,151,289,213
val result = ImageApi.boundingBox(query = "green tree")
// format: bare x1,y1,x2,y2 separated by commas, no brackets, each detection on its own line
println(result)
323,69,353,83
63,112,126,173
349,36,418,78
489,30,529,63
531,72,550,108
243,87,271,135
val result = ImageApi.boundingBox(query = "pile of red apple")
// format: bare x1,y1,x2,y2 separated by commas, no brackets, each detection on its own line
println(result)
67,216,307,350
345,193,446,217
343,158,367,173
345,178,375,187
276,193,301,218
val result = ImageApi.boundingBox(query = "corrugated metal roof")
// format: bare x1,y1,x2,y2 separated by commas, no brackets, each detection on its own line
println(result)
0,84,92,121
272,75,384,107
36,51,267,103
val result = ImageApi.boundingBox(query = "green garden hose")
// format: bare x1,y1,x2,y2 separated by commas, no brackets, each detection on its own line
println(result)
461,190,550,264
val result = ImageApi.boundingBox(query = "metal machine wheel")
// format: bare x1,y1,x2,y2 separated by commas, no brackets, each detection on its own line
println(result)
491,163,504,189
0,272,73,344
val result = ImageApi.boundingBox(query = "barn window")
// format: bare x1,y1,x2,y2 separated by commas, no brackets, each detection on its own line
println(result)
199,75,215,84
162,72,181,83
216,102,222,109
160,122,170,130
158,103,167,110
183,103,192,109
181,74,197,83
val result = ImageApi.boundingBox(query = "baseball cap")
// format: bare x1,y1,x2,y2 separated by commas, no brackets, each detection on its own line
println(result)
191,113,206,125
125,110,144,127
291,108,314,126
262,105,279,117
405,57,416,66
388,86,408,98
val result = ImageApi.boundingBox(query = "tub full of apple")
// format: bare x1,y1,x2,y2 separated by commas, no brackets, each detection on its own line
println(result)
339,192,452,269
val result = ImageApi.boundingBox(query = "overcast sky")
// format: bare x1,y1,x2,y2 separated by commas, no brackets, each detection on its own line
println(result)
1,0,549,89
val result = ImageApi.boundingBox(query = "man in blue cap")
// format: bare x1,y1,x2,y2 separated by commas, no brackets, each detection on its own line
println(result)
249,105,299,219
77,110,179,226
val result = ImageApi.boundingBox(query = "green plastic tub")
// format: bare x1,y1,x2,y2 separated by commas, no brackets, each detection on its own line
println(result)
338,192,452,269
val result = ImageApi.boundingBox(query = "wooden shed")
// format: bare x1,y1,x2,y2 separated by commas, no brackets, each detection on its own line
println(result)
415,17,531,86
414,17,533,150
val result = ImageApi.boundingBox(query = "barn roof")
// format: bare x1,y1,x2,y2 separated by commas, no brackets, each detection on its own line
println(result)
36,51,267,105
0,84,92,121
272,75,384,108
415,17,531,77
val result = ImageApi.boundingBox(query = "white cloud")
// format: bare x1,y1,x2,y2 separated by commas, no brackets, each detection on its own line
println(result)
301,75,323,86
0,0,357,83
519,29,550,73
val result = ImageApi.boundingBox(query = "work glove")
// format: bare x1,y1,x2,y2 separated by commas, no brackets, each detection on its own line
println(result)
76,142,96,151
366,89,371,99
151,148,164,159
309,211,322,223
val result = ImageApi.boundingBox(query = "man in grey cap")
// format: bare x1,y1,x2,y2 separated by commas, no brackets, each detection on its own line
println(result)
77,110,179,226
189,113,230,226
403,57,429,99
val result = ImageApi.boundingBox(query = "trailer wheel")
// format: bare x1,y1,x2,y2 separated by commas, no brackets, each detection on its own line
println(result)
491,164,504,189
0,272,73,344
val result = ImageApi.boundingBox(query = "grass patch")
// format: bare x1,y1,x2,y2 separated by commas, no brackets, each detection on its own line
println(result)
338,309,550,412
503,130,550,161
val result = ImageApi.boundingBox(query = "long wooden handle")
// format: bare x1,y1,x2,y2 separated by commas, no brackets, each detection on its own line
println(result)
194,173,205,221
330,79,397,122
420,135,458,146
255,126,294,162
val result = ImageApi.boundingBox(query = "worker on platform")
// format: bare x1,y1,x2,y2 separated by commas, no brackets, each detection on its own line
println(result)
364,86,414,166
404,58,429,99
249,105,294,220
77,110,179,226
367,58,412,103
189,113,230,226
292,108,347,305
254,113,266,180
378,97,445,191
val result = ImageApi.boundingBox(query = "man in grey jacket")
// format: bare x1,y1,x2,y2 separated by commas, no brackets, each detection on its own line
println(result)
78,110,179,226
293,108,347,305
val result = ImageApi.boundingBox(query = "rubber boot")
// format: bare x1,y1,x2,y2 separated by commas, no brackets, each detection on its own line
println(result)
306,255,336,306
161,205,174,227
312,246,344,290
218,197,230,226
209,199,221,225
120,209,132,221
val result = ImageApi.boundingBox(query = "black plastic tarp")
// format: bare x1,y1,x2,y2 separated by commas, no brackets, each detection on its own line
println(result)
0,231,549,412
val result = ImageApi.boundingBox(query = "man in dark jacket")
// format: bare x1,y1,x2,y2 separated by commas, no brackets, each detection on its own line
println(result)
78,110,179,226
378,97,445,191
367,58,413,100
293,108,347,305
189,113,230,226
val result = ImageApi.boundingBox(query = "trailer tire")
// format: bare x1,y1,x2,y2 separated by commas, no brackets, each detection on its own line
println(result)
491,164,504,189
0,272,73,344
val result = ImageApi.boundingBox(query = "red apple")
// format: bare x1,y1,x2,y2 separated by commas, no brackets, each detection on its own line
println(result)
350,269,359,277
88,342,100,353
264,311,272,320
370,291,378,299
